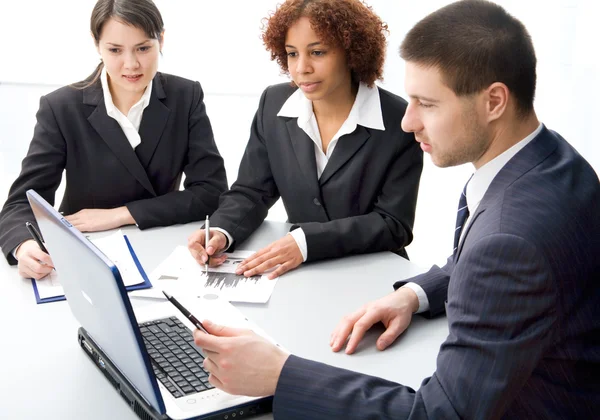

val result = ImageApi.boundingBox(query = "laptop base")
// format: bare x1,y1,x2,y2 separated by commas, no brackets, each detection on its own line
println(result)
78,328,273,420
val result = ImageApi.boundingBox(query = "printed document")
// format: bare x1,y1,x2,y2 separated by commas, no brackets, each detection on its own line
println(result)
129,246,278,303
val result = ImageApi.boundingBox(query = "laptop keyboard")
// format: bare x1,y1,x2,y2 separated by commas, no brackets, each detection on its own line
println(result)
139,316,215,399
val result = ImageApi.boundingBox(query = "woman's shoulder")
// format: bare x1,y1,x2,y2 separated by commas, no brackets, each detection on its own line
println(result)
42,83,87,105
259,82,298,110
155,72,196,88
263,82,297,96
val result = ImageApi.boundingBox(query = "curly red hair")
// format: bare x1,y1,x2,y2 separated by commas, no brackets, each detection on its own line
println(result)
262,0,388,87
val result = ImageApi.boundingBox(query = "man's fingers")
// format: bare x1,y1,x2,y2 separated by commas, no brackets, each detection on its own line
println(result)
203,319,249,337
330,309,365,352
207,371,225,391
193,330,224,353
202,348,219,359
376,316,408,351
344,310,383,355
203,357,219,376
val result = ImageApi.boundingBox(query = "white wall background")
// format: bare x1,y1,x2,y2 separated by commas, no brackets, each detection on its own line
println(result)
0,0,598,269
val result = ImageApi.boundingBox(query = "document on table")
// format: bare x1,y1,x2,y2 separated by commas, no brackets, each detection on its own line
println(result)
129,246,278,303
32,230,151,303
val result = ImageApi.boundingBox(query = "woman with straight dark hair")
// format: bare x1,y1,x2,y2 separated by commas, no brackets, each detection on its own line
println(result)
0,0,228,280
188,0,423,280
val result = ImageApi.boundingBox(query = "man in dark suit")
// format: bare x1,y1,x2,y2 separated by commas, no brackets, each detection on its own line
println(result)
192,1,600,418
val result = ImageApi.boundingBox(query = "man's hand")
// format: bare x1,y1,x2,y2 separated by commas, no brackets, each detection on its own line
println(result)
193,320,290,396
329,287,419,354
235,234,303,280
188,229,228,267
16,239,54,280
64,207,134,232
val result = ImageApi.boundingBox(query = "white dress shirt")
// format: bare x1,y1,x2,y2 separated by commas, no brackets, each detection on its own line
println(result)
405,123,544,313
217,82,385,259
100,67,152,149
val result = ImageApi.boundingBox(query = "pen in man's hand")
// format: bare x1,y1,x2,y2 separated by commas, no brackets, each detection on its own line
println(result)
25,222,49,254
162,291,209,334
204,215,210,274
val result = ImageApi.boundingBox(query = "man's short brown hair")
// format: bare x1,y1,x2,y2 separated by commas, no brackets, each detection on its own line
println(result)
400,0,537,118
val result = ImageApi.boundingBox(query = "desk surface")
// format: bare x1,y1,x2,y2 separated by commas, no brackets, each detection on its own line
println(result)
0,221,448,419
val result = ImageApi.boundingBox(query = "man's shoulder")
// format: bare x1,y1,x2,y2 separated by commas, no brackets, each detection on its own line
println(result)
482,131,599,247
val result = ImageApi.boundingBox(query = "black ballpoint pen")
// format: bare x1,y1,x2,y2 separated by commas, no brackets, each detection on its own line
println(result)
162,291,210,334
25,222,49,254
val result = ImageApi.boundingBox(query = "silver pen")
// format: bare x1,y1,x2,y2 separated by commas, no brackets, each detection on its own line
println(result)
204,215,210,274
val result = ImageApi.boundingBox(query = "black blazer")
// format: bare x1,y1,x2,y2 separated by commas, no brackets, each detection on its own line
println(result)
273,127,600,419
0,72,228,264
210,83,423,262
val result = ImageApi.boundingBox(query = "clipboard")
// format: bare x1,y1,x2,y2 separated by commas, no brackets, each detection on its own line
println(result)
30,235,152,304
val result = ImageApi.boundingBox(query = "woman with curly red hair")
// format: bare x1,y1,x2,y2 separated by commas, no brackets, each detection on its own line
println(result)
189,0,423,279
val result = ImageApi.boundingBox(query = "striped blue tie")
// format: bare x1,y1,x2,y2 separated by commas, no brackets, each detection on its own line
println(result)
453,183,469,254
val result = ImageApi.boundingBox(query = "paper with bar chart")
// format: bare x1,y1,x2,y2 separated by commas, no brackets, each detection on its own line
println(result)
129,246,278,303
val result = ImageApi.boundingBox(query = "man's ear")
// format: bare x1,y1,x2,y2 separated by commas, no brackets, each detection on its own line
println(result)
485,82,509,122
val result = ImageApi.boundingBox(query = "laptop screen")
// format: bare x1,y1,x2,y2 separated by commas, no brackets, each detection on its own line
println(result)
27,190,166,414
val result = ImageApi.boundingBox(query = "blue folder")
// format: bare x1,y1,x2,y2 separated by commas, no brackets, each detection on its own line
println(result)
31,235,152,304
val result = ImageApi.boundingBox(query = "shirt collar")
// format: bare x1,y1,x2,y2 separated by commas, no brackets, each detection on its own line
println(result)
466,122,544,214
277,82,385,131
100,67,153,116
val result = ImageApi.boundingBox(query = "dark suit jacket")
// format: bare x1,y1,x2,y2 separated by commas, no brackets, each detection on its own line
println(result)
273,126,600,419
0,72,228,264
210,83,423,261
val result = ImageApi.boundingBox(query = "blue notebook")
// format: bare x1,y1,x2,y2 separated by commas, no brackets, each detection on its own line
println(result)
31,235,152,304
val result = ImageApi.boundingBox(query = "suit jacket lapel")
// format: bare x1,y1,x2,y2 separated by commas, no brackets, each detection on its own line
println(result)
286,119,320,193
319,125,370,186
136,75,170,168
84,80,157,196
455,208,485,261
454,126,558,262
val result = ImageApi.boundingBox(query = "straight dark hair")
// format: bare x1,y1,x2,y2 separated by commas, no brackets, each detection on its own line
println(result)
400,0,536,118
75,0,164,89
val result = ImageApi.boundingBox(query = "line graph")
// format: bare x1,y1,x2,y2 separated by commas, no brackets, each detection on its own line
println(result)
204,272,262,290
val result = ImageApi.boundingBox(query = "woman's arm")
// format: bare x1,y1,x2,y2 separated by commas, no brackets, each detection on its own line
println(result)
126,81,228,229
0,95,66,264
208,87,281,247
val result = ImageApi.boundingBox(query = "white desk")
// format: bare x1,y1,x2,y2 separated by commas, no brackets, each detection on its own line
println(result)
0,221,449,419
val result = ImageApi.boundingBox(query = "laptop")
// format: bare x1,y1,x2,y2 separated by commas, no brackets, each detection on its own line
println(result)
27,190,273,420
